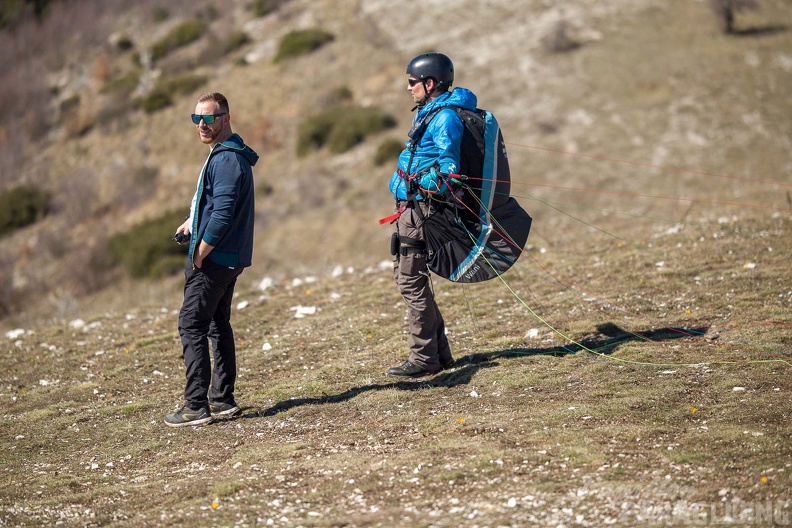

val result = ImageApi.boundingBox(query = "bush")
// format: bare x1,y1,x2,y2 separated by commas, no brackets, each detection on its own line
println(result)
297,106,397,156
274,29,334,63
108,209,188,279
157,72,208,96
101,71,140,96
135,90,172,114
151,20,208,62
252,0,287,17
152,6,169,23
0,184,50,237
132,72,207,115
373,138,406,166
224,31,251,55
115,35,135,52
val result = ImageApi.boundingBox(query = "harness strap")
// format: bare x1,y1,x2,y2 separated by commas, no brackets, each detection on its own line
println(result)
378,202,407,225
398,235,426,256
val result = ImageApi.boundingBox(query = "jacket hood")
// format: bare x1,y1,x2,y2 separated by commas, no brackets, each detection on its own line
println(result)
417,87,477,119
215,133,259,166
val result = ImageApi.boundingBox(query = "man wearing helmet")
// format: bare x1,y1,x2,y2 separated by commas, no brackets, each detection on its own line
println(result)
386,52,478,377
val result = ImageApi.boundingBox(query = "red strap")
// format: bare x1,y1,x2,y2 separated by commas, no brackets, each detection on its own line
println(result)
378,203,407,225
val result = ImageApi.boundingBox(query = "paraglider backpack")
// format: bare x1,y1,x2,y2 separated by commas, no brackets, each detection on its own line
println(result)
413,106,533,283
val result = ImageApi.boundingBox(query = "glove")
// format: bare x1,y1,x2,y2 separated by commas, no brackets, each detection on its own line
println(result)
418,167,441,193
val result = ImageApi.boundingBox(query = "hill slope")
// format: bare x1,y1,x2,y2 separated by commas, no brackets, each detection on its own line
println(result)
1,1,791,524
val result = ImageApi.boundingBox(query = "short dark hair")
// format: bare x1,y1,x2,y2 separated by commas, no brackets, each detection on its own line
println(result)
197,92,229,113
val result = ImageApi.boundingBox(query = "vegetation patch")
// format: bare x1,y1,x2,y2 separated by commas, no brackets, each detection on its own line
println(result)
151,20,208,62
252,0,288,17
274,28,334,63
108,209,188,278
297,105,396,156
224,30,251,55
0,184,49,237
132,73,207,114
373,137,406,166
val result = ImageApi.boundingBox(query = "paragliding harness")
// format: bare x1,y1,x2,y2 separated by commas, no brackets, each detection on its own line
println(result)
383,105,532,283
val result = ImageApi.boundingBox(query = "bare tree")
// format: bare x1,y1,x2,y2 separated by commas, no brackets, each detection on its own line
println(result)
709,0,759,34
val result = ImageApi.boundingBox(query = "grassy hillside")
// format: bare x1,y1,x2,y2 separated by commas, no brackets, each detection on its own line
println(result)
1,0,791,525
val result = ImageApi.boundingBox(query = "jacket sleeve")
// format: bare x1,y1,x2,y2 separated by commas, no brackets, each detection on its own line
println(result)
418,108,463,192
202,153,243,247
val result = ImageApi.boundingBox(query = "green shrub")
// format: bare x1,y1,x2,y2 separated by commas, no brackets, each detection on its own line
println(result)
131,72,207,115
115,36,135,52
297,106,397,156
274,29,334,63
157,72,208,96
151,20,207,62
101,71,140,96
224,31,251,55
108,209,188,279
135,90,172,114
0,184,50,237
59,94,80,112
374,138,406,166
252,0,286,17
152,7,169,23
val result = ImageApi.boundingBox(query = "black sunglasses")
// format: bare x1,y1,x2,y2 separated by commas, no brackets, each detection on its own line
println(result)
407,78,423,87
191,113,227,124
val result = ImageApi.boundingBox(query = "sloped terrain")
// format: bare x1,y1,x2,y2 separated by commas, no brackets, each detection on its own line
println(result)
1,0,791,526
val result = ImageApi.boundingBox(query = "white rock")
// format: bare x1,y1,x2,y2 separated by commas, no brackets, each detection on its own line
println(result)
5,328,25,340
70,319,86,329
525,328,540,339
732,386,746,392
290,305,317,318
262,342,272,351
331,265,344,277
469,391,480,398
258,277,274,291
236,300,249,310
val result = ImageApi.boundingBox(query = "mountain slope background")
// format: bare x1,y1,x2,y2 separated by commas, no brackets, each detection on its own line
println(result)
1,0,789,326
1,0,791,526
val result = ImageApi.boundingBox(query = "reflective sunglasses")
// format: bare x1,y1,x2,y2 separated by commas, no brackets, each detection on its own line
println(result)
407,78,423,87
190,113,227,124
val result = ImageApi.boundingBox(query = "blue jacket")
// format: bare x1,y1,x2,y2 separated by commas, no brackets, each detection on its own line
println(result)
389,88,478,200
189,133,258,268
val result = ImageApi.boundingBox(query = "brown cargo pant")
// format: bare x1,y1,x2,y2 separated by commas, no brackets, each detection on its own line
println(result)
392,201,452,371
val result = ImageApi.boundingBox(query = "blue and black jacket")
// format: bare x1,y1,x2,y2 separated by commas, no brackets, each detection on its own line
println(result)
189,133,258,268
389,87,478,200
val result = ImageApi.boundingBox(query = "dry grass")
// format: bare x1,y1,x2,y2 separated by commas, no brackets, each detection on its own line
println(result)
1,0,792,526
1,217,790,526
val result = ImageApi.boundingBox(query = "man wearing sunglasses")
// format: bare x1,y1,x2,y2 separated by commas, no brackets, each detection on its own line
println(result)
386,52,478,377
165,92,259,427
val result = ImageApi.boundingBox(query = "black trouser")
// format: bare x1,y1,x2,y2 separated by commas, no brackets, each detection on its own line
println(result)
178,258,244,409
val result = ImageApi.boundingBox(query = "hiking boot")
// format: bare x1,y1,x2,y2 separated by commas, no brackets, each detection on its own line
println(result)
440,356,455,370
164,405,212,428
387,360,439,378
209,400,241,417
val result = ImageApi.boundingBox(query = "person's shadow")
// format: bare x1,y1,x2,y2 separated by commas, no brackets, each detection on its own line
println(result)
228,322,708,420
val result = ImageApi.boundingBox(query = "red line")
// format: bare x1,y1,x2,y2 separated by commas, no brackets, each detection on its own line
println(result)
506,142,792,189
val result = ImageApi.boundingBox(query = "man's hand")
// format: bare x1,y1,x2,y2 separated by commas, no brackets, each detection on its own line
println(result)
193,240,214,269
174,219,191,245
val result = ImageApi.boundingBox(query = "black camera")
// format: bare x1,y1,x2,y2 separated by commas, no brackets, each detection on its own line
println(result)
172,232,190,244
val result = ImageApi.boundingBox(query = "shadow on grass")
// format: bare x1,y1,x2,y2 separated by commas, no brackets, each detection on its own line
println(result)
248,322,708,419
730,24,788,37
